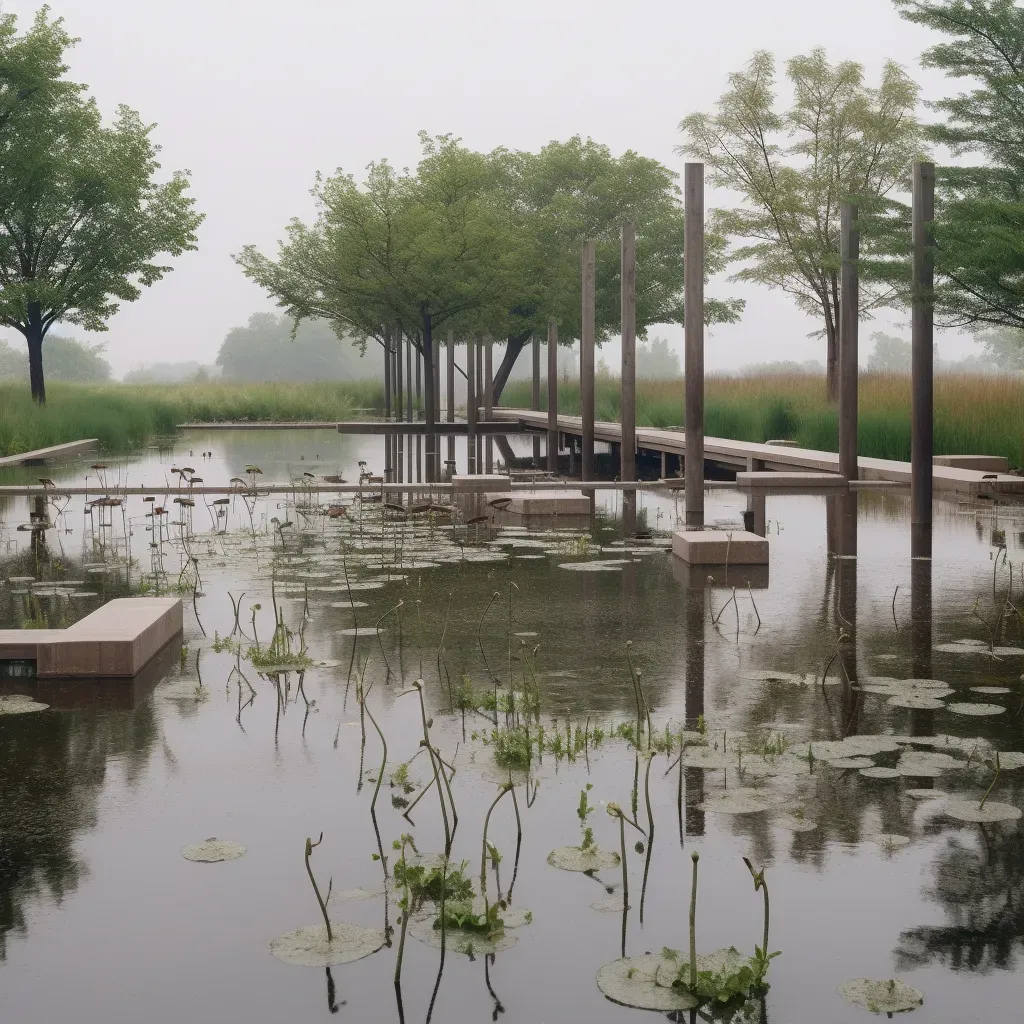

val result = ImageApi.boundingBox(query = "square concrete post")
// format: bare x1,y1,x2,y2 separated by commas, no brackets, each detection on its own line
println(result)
839,202,859,482
415,343,422,482
531,336,541,465
446,331,456,467
684,163,705,528
581,239,596,481
911,161,934,559
467,334,478,474
620,221,637,484
547,321,559,473
395,331,404,480
484,336,494,473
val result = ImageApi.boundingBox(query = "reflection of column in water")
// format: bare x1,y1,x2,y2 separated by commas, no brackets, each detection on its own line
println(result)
836,489,861,731
622,487,637,539
744,493,766,536
684,579,706,837
910,556,933,745
31,494,48,559
447,332,456,468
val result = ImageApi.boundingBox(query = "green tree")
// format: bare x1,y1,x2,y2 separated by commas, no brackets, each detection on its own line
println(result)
487,137,740,401
636,335,682,379
679,49,924,398
237,134,523,467
0,9,202,403
894,0,1024,333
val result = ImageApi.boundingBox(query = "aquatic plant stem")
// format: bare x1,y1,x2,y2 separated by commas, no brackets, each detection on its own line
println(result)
689,851,699,988
507,780,523,901
619,811,628,959
480,784,512,919
360,694,389,867
412,681,452,854
743,857,770,955
639,752,655,924
980,751,1002,810
305,833,333,942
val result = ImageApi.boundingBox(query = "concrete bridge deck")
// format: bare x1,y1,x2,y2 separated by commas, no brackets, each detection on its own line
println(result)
492,408,1024,499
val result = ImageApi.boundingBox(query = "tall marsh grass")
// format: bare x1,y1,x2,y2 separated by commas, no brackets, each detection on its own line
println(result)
501,372,1024,467
0,380,384,457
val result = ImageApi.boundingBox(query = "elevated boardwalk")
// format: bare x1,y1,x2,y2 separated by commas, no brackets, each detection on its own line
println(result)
493,408,1024,499
0,597,182,677
0,438,98,469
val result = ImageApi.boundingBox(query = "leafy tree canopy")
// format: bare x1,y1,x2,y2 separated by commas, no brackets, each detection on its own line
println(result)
679,48,924,397
0,7,203,402
895,0,1024,332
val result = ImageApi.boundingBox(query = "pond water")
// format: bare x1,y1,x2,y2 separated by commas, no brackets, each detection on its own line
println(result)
2,428,1023,1023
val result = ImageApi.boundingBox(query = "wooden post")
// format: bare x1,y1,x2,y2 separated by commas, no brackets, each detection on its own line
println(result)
839,202,859,482
484,336,494,473
467,334,478,473
547,321,558,473
684,163,705,529
911,161,934,559
531,336,541,465
446,330,455,469
581,239,596,481
620,221,637,484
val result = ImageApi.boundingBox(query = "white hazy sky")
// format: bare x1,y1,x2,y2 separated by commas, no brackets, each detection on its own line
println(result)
2,0,979,376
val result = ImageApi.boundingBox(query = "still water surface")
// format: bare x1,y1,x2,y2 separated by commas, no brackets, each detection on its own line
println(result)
1,429,1023,1023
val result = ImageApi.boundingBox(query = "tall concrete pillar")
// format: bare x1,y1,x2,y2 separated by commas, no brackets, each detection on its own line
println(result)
684,163,705,528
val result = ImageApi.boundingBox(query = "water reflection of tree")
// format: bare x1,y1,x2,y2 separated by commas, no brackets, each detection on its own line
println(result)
0,703,158,959
895,785,1024,975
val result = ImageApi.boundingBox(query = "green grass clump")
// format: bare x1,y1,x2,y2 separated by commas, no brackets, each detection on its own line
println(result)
501,371,1024,467
0,380,384,457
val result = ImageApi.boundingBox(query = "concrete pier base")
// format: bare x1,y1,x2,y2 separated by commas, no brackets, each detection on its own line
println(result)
736,471,845,488
484,489,590,516
452,474,510,494
672,529,768,566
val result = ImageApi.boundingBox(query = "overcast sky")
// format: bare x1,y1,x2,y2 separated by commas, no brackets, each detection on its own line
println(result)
2,0,978,376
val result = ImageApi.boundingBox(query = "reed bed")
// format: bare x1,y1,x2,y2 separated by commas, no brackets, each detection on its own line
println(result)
502,373,1024,467
0,380,384,457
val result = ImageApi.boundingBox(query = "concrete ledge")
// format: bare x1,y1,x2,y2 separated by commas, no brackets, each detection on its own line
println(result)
672,529,769,565
673,559,769,589
736,471,846,488
933,454,1009,473
0,438,99,469
0,598,183,678
453,474,510,493
485,489,590,515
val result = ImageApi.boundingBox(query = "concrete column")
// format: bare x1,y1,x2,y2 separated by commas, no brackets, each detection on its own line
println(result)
531,336,541,465
547,321,558,473
621,221,637,483
405,336,412,422
911,161,935,559
383,332,393,480
415,344,422,482
684,163,705,528
467,334,478,473
581,239,596,481
446,331,455,468
484,336,494,473
839,202,860,482
395,331,404,480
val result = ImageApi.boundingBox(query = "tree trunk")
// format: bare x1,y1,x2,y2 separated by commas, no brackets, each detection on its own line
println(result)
26,301,46,404
490,331,533,406
825,273,840,401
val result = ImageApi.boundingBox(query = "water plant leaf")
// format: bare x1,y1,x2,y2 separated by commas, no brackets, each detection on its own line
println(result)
871,833,911,852
0,694,48,715
946,703,1005,716
742,669,804,684
887,695,947,710
180,838,246,862
596,954,698,1011
895,752,961,777
269,922,386,966
970,686,1011,695
859,767,901,780
837,978,923,1014
590,894,624,913
944,799,1022,823
698,789,773,814
408,912,517,955
547,845,620,872
827,757,876,769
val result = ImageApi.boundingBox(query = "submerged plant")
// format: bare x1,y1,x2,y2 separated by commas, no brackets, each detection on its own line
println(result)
305,833,333,941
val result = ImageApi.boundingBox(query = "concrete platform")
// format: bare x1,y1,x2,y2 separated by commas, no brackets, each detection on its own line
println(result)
452,474,510,493
673,559,769,589
485,489,590,515
0,597,183,678
672,529,769,565
933,454,1009,473
736,471,846,488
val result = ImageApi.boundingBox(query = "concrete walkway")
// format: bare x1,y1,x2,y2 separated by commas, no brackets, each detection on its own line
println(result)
0,438,98,469
492,408,1024,498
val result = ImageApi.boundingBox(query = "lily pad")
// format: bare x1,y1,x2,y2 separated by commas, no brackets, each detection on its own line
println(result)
946,703,1005,717
590,894,624,913
408,913,517,955
896,751,961,777
743,669,804,684
971,686,1011,695
872,833,911,851
888,695,946,711
557,561,622,572
699,788,772,814
828,757,875,769
838,978,923,1014
270,921,386,966
945,800,1022,823
547,845,620,872
180,838,246,862
0,694,48,715
992,751,1024,770
596,954,698,1012
859,767,901,780
654,947,750,989
330,886,384,902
